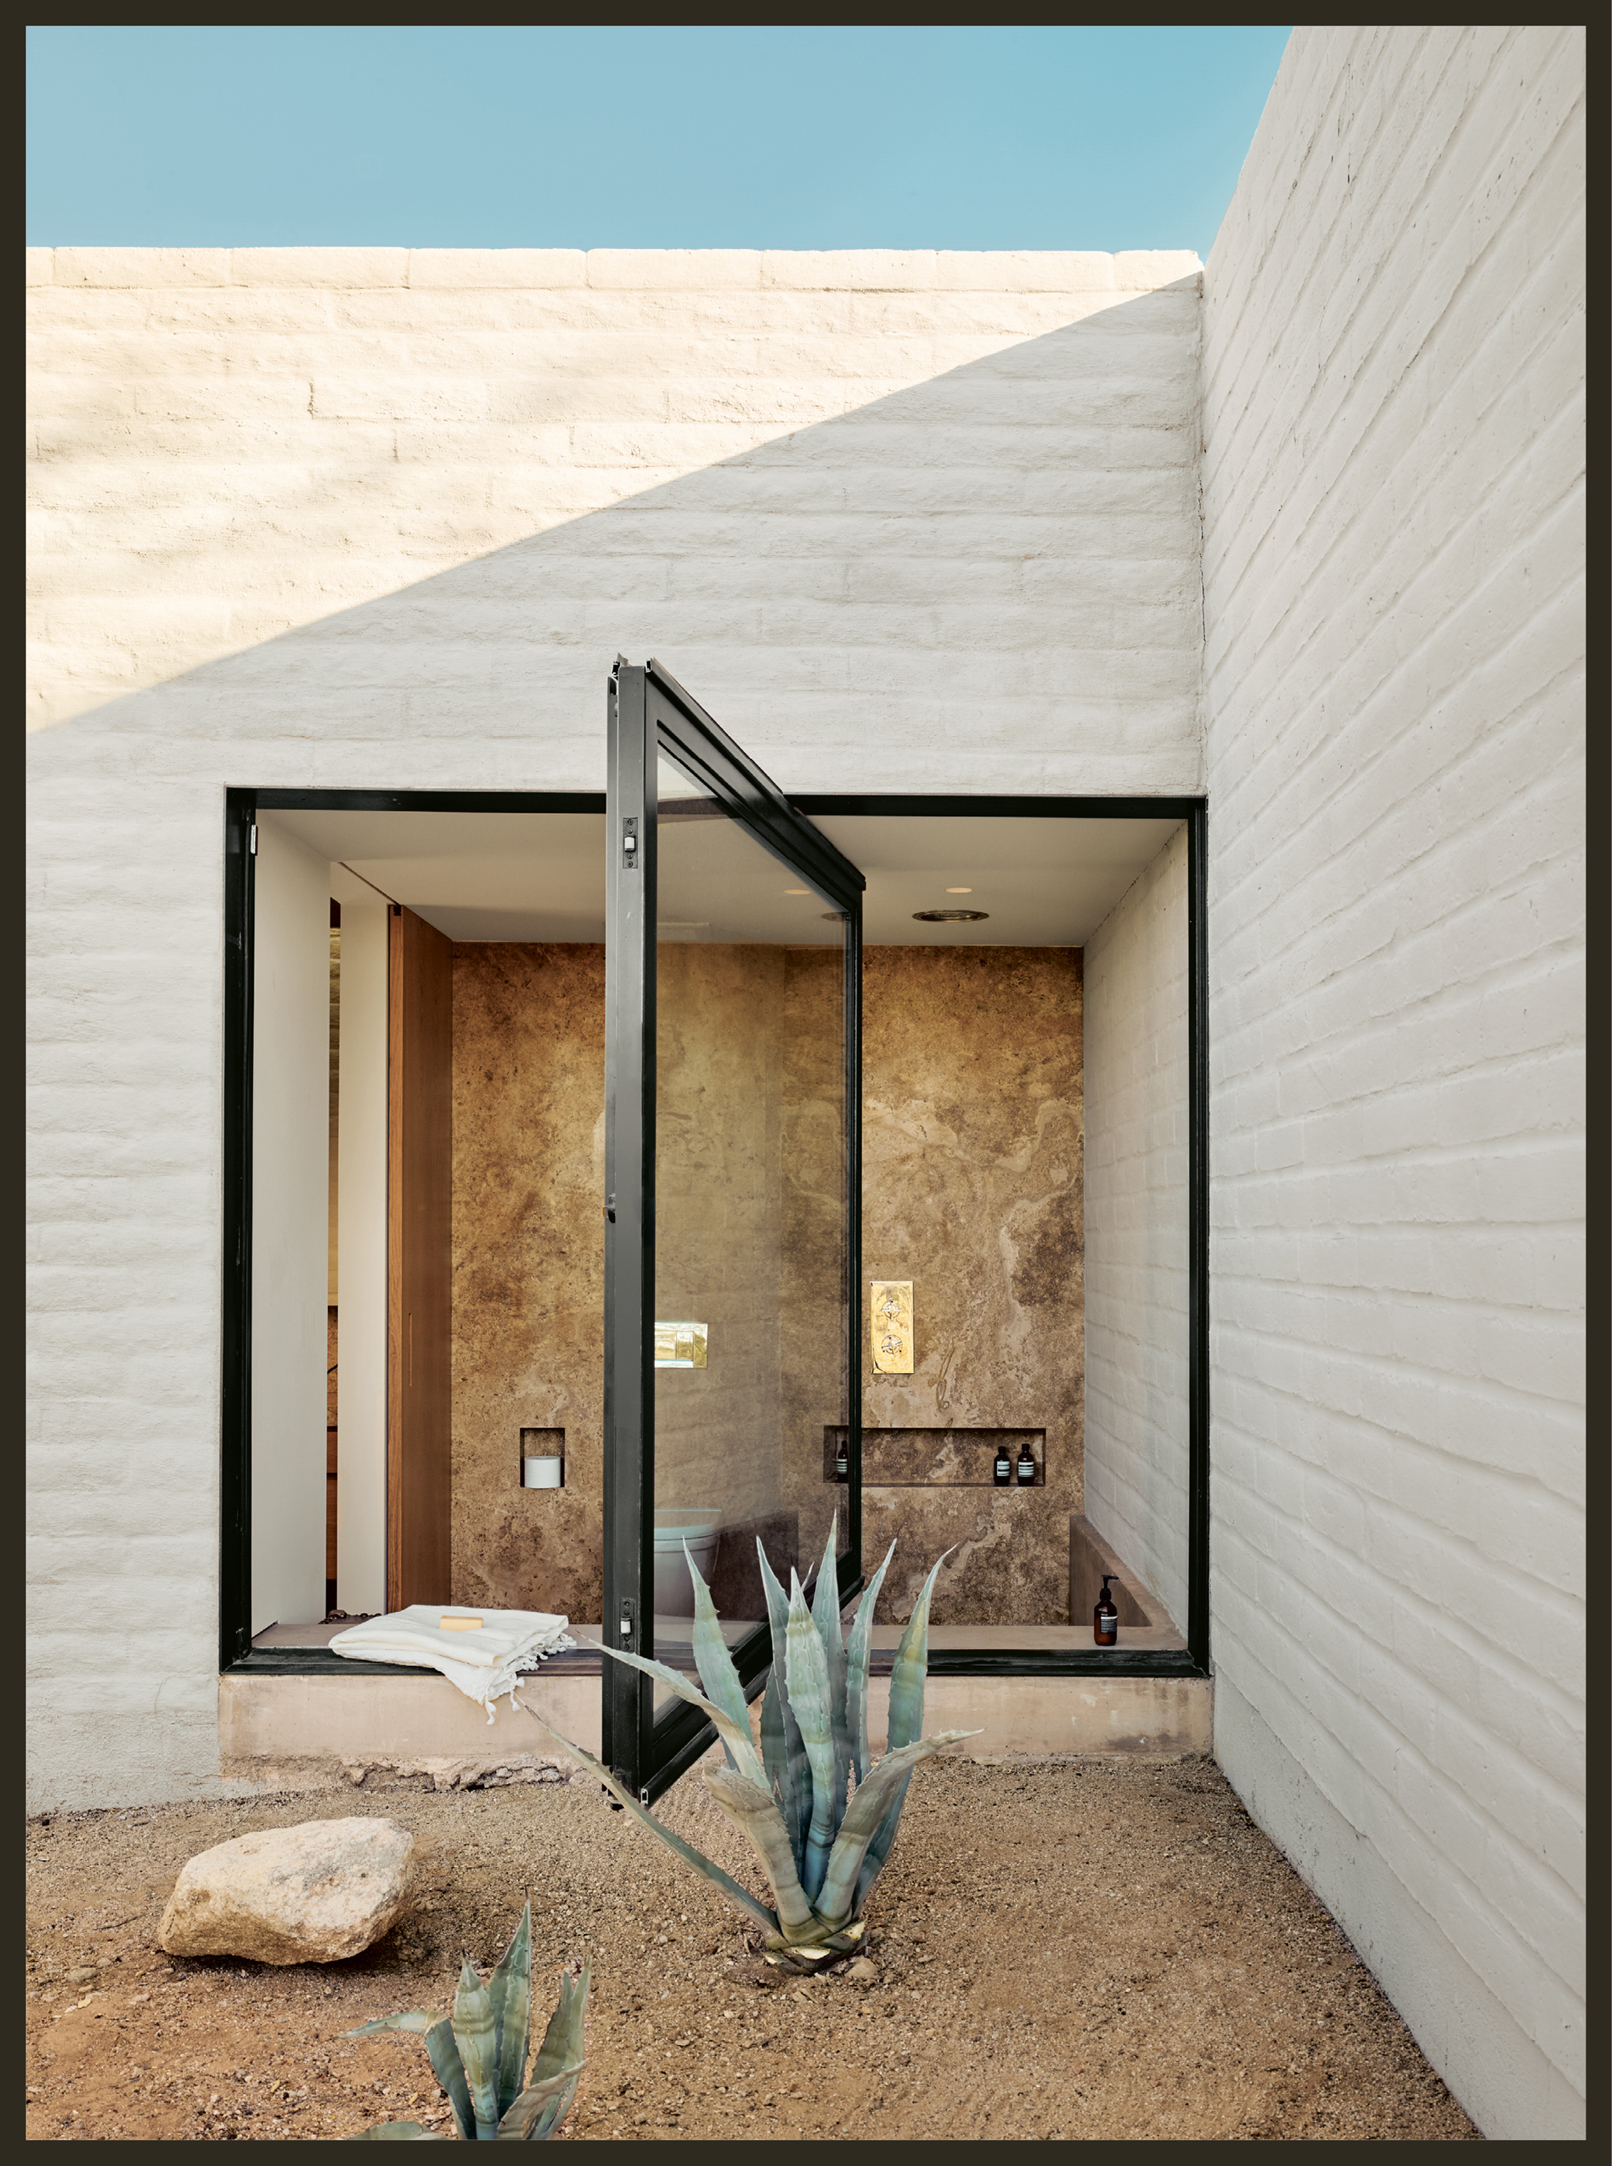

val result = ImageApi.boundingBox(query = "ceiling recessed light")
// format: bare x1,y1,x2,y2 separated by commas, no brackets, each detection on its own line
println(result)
945,887,974,894
913,908,988,923
784,888,810,896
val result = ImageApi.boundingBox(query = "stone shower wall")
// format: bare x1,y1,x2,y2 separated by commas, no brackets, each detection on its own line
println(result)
450,944,606,1623
449,939,1082,1629
860,947,1084,1626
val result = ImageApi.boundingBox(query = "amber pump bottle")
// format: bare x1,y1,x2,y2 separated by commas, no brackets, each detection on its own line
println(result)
1094,1573,1119,1646
1016,1441,1037,1484
993,1442,1012,1485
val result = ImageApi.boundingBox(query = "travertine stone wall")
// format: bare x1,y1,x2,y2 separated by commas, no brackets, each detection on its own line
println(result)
652,942,787,1536
860,947,1083,1626
450,945,606,1623
779,947,851,1582
450,940,848,1623
448,938,1082,1631
1202,26,1585,2140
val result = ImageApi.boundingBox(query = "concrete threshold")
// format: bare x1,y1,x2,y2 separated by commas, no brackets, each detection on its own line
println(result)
219,1658,1210,1793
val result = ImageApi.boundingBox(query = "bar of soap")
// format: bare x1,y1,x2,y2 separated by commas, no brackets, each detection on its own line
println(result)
439,1615,484,1632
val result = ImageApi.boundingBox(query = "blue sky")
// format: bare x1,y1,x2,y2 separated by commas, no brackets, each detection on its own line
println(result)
27,26,1289,259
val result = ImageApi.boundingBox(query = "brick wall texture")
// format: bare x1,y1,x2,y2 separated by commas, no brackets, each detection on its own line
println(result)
1082,825,1190,1629
1200,26,1585,2140
25,245,1203,794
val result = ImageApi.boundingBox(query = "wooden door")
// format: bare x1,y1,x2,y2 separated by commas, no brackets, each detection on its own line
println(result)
388,905,453,1609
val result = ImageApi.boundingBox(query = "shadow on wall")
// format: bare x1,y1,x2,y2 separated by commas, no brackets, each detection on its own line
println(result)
30,280,1201,791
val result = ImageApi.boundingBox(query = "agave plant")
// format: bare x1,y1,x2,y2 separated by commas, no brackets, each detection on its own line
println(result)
345,1903,588,2140
521,1517,975,1970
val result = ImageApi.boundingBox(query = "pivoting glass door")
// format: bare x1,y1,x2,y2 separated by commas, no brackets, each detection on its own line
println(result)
603,661,864,1803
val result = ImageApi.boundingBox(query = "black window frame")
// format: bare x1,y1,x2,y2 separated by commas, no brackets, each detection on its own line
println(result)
219,781,1209,1731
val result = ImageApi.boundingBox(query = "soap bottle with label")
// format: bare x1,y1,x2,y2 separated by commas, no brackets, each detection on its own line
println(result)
1094,1572,1119,1646
1016,1441,1037,1485
834,1433,849,1482
993,1441,1012,1486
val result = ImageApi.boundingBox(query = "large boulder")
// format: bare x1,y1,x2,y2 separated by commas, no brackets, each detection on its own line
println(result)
158,1817,415,1965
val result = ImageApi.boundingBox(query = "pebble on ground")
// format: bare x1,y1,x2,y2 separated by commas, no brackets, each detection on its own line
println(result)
25,1755,1478,2141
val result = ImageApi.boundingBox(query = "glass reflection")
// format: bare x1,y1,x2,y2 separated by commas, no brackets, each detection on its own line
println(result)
651,755,848,1692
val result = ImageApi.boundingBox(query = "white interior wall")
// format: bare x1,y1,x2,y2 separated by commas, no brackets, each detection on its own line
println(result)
249,817,330,1633
1082,824,1189,1628
1202,27,1585,2140
333,892,389,1616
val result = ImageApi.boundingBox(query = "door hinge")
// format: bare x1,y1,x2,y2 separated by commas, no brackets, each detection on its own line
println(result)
617,1595,638,1648
248,823,258,855
621,816,638,870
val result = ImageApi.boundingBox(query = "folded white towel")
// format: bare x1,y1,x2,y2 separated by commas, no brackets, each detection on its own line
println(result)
330,1606,575,1722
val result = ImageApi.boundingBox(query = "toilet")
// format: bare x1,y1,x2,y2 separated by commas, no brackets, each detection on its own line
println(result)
652,1508,722,1620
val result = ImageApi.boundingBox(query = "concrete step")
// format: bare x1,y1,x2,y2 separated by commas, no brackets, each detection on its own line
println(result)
219,1663,1211,1793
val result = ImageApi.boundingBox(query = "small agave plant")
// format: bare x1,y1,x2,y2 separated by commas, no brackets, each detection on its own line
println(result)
522,1516,976,1971
345,1903,588,2140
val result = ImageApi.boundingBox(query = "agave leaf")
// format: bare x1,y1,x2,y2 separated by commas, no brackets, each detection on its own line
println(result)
529,1964,589,2088
758,1668,788,1834
350,2121,445,2139
424,2015,475,2141
844,1539,897,1784
487,1901,532,2120
496,1964,589,2140
814,1729,980,1927
702,1765,825,1944
345,2010,438,2039
757,1541,811,1873
452,1962,502,2139
495,2063,584,2140
808,1513,851,1834
593,1639,767,1793
686,1544,754,1771
855,1548,954,1912
886,1549,952,1750
514,1698,781,1938
784,1571,838,1903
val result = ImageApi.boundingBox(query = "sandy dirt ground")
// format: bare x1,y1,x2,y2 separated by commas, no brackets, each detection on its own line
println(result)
25,1755,1478,2141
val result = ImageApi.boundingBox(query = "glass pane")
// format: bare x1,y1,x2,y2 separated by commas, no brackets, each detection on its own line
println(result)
651,754,849,1692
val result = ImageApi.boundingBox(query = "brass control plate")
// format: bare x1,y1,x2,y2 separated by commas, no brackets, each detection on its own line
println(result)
653,1320,708,1369
870,1280,914,1373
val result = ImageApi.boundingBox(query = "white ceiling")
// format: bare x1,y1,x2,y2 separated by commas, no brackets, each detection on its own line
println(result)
262,807,1181,948
811,815,1182,947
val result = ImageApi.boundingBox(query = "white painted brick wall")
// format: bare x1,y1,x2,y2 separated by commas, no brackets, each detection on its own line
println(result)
1082,825,1190,1627
1201,27,1584,2141
25,245,1203,792
26,249,1204,1812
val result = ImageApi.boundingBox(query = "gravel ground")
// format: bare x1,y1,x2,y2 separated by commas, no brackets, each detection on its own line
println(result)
25,1754,1477,2141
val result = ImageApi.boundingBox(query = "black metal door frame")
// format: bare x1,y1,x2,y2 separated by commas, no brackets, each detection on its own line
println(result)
603,661,866,1803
